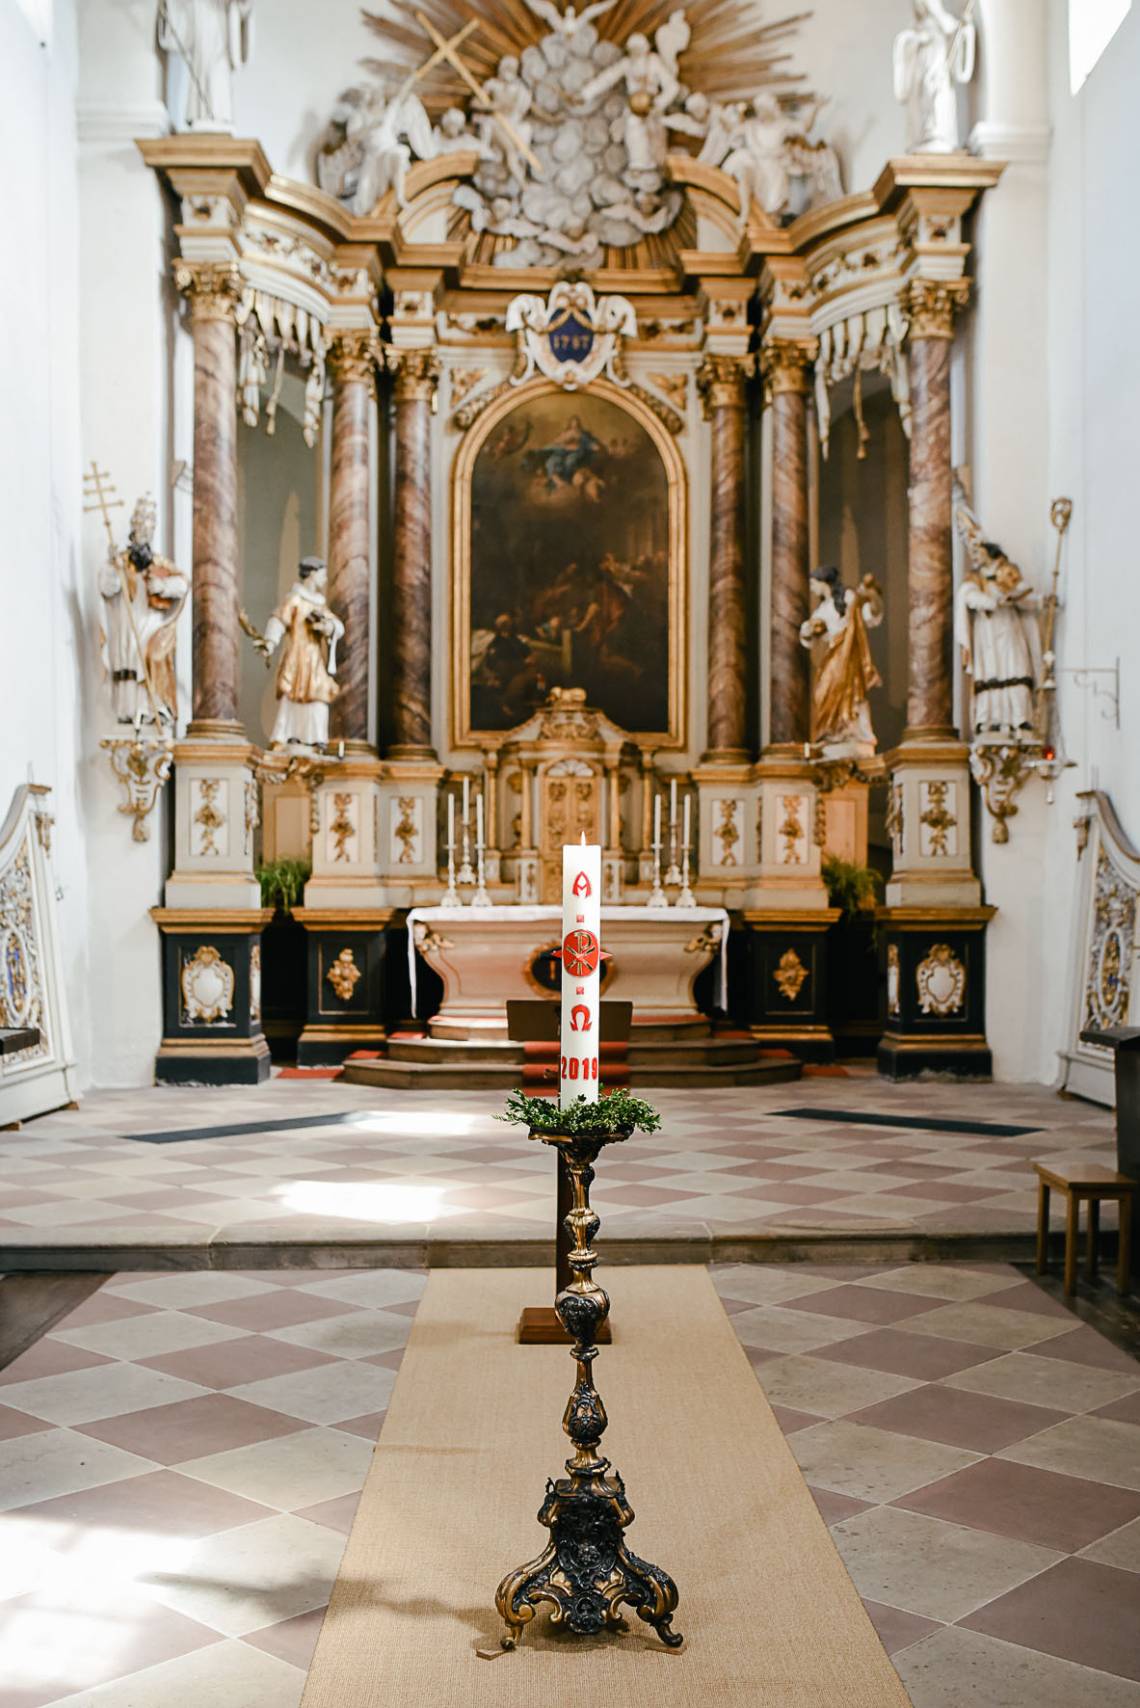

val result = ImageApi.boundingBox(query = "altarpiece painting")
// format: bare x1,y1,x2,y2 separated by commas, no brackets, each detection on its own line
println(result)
453,383,683,745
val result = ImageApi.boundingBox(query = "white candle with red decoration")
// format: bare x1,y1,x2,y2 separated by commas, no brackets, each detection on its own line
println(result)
560,833,602,1107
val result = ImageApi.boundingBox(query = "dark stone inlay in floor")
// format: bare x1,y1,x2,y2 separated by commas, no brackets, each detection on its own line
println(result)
775,1109,1043,1138
124,1110,387,1144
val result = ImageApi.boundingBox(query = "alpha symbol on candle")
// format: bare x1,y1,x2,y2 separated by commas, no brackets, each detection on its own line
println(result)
562,928,599,978
571,871,592,898
570,1004,592,1032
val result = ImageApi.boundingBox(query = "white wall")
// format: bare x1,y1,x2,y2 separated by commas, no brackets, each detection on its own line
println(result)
0,0,91,1079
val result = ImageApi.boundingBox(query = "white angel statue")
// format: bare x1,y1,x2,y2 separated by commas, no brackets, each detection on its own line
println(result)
893,0,977,153
724,95,817,222
478,56,534,187
351,84,436,213
157,0,252,132
523,0,615,37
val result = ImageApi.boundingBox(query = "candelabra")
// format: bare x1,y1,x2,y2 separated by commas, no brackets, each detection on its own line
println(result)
675,838,695,908
494,1126,681,1652
646,826,668,908
457,808,476,887
471,837,491,907
664,784,682,887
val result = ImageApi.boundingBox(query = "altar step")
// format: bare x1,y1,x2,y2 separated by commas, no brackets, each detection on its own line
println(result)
340,1034,802,1090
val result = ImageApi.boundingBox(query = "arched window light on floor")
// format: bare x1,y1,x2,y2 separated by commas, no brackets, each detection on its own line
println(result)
1070,0,1132,92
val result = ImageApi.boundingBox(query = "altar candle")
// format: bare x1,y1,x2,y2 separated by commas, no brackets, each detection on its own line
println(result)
560,832,602,1109
475,790,484,852
653,792,661,850
682,792,691,852
670,777,678,828
447,791,455,853
462,775,470,825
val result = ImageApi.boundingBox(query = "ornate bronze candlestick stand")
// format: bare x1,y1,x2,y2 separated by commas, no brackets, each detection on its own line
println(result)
494,1125,682,1651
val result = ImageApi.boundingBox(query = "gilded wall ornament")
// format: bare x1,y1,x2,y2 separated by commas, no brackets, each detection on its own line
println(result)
0,832,48,1062
648,371,688,415
393,797,421,865
180,945,235,1025
774,947,809,1002
192,778,225,856
713,798,741,867
915,943,966,1017
326,947,362,1003
101,737,174,843
969,743,1036,844
329,792,356,862
900,278,971,342
919,780,956,859
450,366,489,410
777,794,808,864
696,352,750,416
884,782,904,852
507,282,637,392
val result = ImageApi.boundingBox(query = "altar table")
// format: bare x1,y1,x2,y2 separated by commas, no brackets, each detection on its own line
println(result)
405,905,729,1040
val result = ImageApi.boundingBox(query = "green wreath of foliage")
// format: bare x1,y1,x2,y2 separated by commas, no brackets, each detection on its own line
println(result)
498,1088,662,1136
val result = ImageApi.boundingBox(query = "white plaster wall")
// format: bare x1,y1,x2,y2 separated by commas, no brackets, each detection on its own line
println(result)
967,0,1139,1085
0,0,91,1081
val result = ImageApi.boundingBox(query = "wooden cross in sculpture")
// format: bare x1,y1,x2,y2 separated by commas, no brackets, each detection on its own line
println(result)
410,9,544,178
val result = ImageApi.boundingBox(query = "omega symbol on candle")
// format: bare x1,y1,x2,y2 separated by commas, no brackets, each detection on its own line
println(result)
562,929,600,979
570,1004,592,1032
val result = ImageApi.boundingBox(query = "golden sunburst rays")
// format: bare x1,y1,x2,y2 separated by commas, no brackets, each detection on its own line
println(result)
358,0,812,112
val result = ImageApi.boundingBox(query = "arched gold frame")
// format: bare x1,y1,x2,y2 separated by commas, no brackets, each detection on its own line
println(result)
450,375,687,752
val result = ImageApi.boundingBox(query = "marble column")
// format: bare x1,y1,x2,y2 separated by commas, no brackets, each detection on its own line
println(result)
697,355,749,761
176,262,243,736
390,350,440,759
903,280,969,742
327,331,377,747
761,340,814,751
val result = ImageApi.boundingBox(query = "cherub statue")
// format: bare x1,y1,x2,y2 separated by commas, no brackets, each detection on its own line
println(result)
893,0,976,153
665,92,746,167
351,83,437,213
157,0,252,132
250,557,344,750
433,106,482,155
576,31,680,181
99,495,188,726
799,566,885,758
954,480,1041,737
523,0,616,38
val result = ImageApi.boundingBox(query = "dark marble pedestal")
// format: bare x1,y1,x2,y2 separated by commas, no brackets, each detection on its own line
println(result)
152,908,272,1084
742,909,839,1062
876,906,995,1079
293,908,393,1065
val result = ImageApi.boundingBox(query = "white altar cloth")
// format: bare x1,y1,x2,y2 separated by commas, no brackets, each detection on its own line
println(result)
405,904,729,1015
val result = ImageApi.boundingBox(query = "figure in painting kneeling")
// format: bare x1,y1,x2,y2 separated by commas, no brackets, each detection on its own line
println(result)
252,557,343,750
799,567,885,760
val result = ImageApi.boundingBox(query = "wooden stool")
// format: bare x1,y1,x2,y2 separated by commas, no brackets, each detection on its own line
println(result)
1034,1161,1137,1297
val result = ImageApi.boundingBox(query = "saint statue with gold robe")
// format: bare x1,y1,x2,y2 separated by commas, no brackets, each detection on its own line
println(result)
799,567,885,759
254,557,343,750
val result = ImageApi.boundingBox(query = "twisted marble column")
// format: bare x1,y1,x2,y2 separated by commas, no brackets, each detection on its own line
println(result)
762,340,815,750
390,351,440,758
903,280,970,741
327,331,378,747
698,355,749,761
176,262,243,736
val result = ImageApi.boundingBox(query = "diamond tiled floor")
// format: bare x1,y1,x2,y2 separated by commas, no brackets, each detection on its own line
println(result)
714,1261,1140,1704
0,1262,1137,1704
0,1075,1118,1256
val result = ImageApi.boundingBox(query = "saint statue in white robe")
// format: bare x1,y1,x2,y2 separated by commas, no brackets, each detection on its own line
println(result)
158,0,253,132
99,495,188,727
954,483,1041,738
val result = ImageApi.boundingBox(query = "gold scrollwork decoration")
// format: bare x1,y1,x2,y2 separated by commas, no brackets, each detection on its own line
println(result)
326,947,362,1003
969,742,1039,844
180,944,235,1025
915,943,966,1017
101,736,174,844
774,947,809,1002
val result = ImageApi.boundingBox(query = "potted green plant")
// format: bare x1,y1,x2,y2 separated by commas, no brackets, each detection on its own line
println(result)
255,858,311,1061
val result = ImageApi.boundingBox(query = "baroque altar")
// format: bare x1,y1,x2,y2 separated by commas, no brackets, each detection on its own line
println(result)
128,0,1010,1084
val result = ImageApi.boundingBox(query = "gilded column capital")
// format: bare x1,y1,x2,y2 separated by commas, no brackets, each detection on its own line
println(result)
759,339,817,401
696,353,751,418
901,278,971,342
390,348,441,404
327,328,382,389
173,260,243,323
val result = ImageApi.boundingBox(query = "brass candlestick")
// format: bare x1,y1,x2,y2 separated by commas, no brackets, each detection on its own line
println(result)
494,1125,682,1651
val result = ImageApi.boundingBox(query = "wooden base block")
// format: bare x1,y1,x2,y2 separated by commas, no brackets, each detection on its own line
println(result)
516,1306,612,1345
